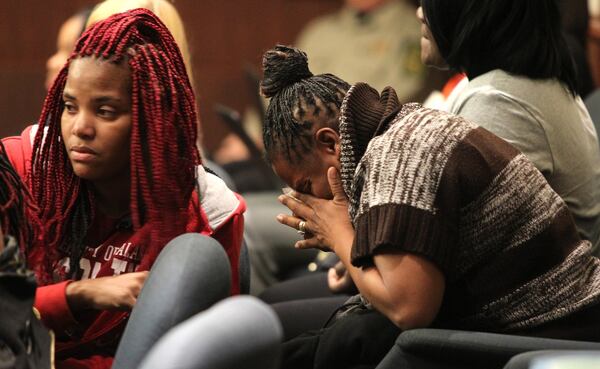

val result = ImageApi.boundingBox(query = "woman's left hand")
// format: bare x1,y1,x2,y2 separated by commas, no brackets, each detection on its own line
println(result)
277,167,354,253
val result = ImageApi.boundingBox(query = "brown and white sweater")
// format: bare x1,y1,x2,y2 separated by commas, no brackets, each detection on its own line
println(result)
339,83,600,333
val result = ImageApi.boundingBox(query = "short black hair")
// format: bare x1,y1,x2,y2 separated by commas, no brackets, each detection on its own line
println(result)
421,0,578,95
0,141,35,252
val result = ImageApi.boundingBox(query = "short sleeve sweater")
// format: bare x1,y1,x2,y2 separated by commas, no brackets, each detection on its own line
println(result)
339,83,600,333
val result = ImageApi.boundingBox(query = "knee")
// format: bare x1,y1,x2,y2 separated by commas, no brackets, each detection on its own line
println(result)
164,233,225,256
150,233,232,295
156,233,230,274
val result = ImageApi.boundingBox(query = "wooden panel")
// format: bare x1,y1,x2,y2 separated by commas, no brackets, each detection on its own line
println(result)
589,16,600,88
0,0,96,138
0,0,342,152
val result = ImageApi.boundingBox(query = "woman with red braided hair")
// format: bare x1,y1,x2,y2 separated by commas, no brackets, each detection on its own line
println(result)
2,8,245,368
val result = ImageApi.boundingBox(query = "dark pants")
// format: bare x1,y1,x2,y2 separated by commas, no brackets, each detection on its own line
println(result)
277,297,401,369
272,296,349,341
260,272,339,304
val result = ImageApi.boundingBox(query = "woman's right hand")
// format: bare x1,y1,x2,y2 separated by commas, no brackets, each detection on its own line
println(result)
66,271,149,312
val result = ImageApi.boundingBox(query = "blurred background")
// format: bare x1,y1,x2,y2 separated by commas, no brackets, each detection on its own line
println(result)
1,0,599,159
0,0,342,153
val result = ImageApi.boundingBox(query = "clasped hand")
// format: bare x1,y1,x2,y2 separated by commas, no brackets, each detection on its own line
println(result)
276,167,355,253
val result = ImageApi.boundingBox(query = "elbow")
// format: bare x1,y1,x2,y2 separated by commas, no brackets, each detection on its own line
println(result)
389,307,436,331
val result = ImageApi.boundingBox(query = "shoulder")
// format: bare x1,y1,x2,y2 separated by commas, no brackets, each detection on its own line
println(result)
2,125,37,180
451,71,526,111
370,106,481,180
304,8,346,30
196,165,245,231
451,70,570,121
383,0,421,30
372,105,478,154
452,86,537,128
296,8,348,48
449,71,572,164
353,106,479,214
449,74,551,141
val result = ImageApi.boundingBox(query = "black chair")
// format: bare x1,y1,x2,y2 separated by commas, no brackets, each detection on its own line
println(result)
376,329,600,369
213,104,282,193
239,238,251,294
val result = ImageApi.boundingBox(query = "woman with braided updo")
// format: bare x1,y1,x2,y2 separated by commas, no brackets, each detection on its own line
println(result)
2,9,244,368
262,45,600,368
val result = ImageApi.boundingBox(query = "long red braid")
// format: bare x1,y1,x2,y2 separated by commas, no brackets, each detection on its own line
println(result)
29,8,202,282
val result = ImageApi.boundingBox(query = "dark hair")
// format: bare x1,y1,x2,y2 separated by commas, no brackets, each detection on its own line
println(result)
31,9,200,281
261,45,350,163
0,142,37,253
421,0,578,95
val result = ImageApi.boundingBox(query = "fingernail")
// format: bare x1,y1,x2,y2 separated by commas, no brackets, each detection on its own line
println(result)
278,195,285,202
276,214,284,222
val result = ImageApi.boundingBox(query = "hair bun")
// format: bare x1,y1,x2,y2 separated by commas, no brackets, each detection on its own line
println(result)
260,45,314,98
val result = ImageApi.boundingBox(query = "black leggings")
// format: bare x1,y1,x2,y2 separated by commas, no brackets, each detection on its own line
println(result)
281,303,401,369
271,295,348,341
260,272,336,304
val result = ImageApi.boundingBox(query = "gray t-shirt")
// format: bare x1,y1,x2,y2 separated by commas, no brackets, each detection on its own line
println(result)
449,69,600,254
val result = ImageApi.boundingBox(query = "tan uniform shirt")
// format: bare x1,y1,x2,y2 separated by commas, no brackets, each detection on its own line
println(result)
296,0,425,101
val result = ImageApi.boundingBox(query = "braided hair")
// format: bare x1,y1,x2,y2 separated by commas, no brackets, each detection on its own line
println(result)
30,8,200,282
0,142,38,252
261,45,350,164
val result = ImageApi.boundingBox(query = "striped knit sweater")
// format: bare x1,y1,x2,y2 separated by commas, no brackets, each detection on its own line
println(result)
339,83,600,333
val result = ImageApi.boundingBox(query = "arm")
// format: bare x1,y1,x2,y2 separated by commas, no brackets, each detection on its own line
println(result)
278,167,445,329
66,271,149,311
35,281,79,333
334,231,445,329
35,272,148,333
